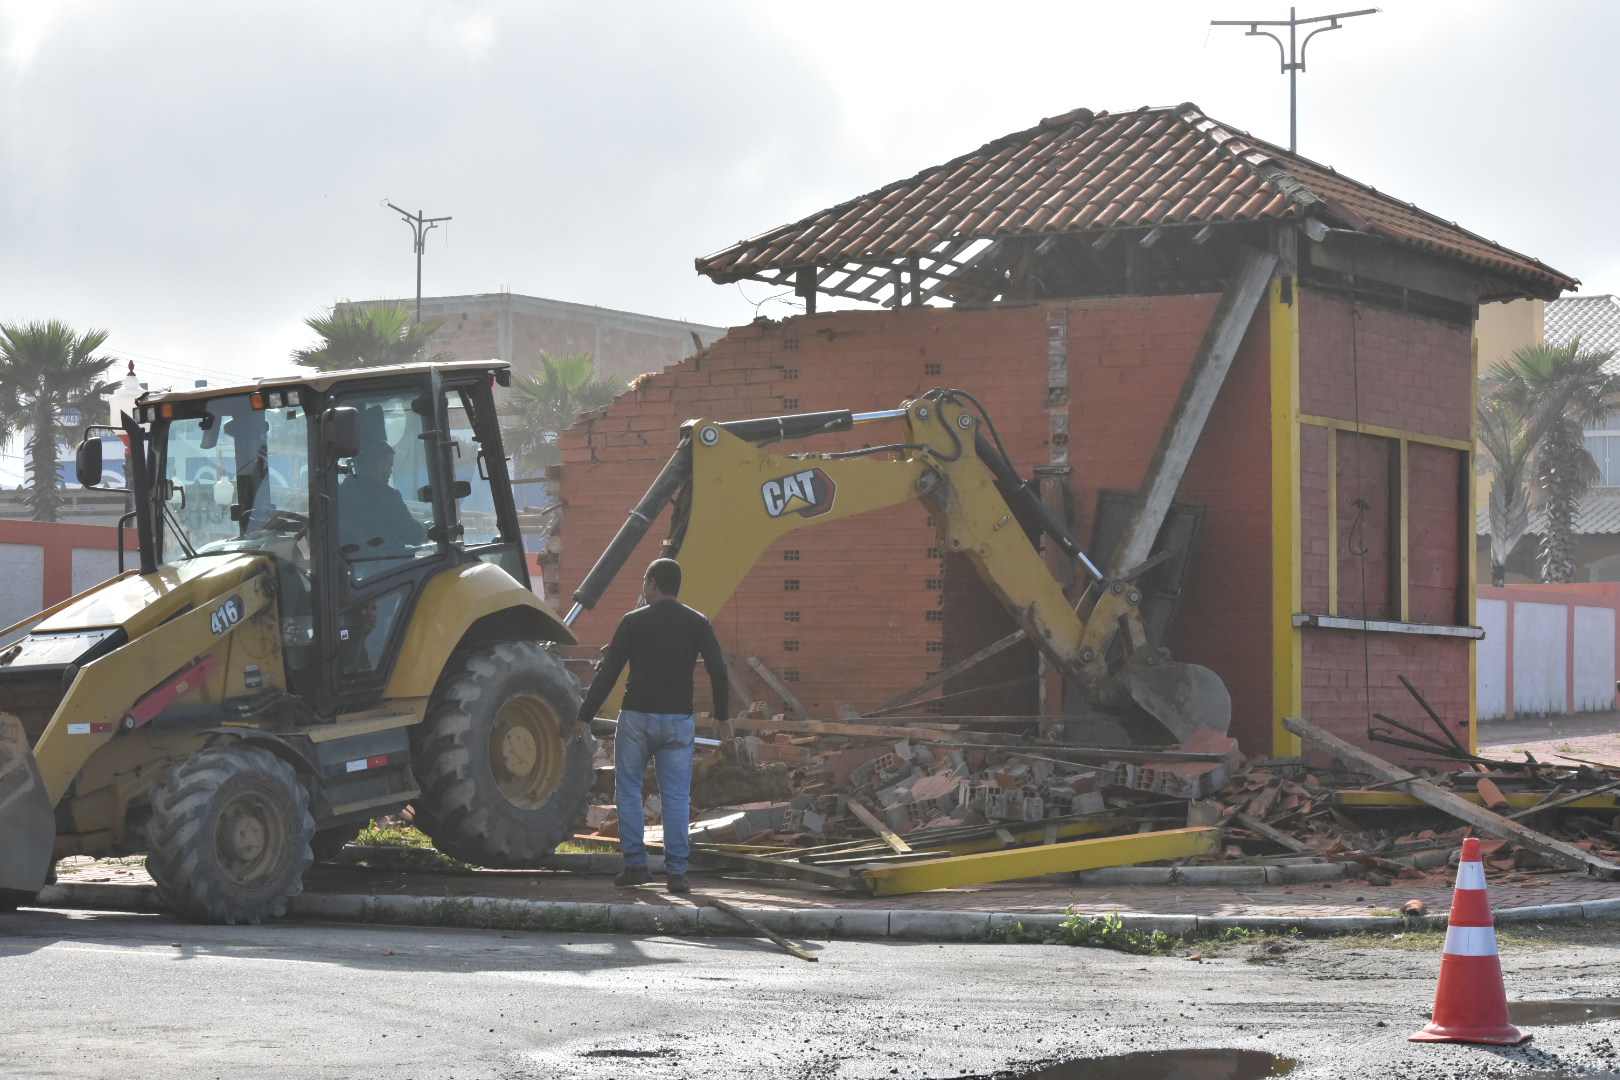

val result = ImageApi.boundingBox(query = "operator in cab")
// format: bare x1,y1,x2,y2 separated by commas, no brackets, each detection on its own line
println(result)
338,441,426,557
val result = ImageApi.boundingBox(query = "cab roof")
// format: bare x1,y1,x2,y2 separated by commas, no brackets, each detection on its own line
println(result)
137,360,509,406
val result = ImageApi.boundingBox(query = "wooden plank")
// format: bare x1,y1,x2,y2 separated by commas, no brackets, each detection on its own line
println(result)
872,629,1027,713
860,827,1221,897
847,799,913,855
1506,777,1620,820
861,676,1034,719
1107,247,1277,577
726,716,1229,763
686,846,869,892
1233,812,1313,854
746,656,811,720
708,899,818,962
1283,716,1620,880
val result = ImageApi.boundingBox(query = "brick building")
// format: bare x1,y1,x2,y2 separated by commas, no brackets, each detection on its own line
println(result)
340,292,725,385
556,104,1573,765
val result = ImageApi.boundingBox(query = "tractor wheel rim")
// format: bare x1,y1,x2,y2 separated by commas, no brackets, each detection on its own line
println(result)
214,791,286,887
489,693,563,810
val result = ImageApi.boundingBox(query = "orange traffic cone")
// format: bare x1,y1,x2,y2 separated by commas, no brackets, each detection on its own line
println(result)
1409,836,1526,1045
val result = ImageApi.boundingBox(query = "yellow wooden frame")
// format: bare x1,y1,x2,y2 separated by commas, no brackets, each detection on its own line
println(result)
857,827,1220,897
1270,279,1303,757
1299,415,1471,628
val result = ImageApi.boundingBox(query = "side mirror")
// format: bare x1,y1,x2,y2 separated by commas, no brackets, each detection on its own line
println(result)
75,438,102,488
324,406,361,461
75,425,122,488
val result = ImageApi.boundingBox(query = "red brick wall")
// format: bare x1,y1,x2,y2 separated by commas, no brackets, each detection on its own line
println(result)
1300,632,1472,768
1299,292,1472,441
1296,289,1474,765
557,298,1276,740
1058,294,1275,752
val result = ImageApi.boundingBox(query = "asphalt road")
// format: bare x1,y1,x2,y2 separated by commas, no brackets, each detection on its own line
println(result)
2,907,1618,1080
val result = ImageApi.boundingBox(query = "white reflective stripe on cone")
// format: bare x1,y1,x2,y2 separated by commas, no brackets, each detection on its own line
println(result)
1443,924,1499,956
1455,861,1487,891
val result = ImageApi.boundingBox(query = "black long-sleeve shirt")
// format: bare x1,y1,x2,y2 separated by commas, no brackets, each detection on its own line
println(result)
575,597,730,723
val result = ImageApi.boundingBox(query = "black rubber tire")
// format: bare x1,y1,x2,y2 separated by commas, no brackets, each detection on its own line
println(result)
411,642,590,868
145,746,315,925
310,825,364,864
0,889,35,912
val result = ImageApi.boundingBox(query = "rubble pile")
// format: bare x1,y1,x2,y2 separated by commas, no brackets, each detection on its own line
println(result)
577,704,1620,894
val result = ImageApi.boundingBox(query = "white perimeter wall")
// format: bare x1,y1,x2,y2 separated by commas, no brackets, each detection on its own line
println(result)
1476,597,1507,721
1574,605,1617,712
1477,592,1619,720
0,543,44,643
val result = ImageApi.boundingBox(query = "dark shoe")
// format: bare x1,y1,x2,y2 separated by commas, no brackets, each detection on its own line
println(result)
665,873,690,895
614,866,653,887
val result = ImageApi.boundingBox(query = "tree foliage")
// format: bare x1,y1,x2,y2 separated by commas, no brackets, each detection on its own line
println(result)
1477,341,1620,584
292,302,452,371
500,352,626,477
0,320,117,521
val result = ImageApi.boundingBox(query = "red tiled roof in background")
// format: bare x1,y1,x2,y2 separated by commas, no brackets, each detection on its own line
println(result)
698,103,1576,304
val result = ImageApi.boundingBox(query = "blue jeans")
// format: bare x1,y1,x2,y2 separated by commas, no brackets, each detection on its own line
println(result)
614,710,694,875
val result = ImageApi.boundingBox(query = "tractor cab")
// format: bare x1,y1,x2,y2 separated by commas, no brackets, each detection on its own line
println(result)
78,361,531,716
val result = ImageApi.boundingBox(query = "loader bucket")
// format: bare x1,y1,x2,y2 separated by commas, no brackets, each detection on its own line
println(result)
0,712,55,894
1125,661,1232,744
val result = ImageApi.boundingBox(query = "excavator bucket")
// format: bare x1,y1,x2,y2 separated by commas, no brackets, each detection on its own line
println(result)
1125,662,1232,744
0,712,55,894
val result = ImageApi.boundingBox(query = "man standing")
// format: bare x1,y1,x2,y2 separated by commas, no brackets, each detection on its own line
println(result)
574,558,729,894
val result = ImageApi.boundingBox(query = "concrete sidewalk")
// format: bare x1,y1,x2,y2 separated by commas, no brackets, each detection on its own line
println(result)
36,850,1620,941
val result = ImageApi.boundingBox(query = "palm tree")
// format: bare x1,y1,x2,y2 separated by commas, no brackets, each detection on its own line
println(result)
0,321,117,521
500,352,626,477
1478,341,1620,584
291,302,452,371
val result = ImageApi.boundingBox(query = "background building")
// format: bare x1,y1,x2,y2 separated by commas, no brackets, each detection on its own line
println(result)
338,292,725,384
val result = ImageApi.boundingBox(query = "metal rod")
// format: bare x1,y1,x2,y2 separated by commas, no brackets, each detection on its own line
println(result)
850,408,909,424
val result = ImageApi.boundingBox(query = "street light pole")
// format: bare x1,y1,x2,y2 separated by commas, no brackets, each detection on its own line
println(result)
383,201,452,320
1211,6,1378,153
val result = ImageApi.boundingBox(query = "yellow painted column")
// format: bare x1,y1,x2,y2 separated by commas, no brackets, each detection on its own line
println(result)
1468,333,1480,753
1270,278,1303,756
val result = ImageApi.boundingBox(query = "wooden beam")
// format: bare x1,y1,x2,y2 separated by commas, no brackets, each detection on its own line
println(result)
1283,716,1620,880
1107,247,1278,576
872,628,1028,713
687,846,869,891
1233,811,1314,854
859,827,1221,896
746,656,811,720
846,799,913,855
708,899,818,962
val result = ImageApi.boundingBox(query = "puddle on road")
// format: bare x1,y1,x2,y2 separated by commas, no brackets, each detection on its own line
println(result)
1511,1000,1620,1027
987,1049,1295,1079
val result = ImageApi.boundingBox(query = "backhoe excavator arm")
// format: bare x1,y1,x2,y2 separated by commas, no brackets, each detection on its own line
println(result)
569,391,1230,741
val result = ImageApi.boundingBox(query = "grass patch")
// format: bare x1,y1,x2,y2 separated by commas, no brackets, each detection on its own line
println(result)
349,823,471,874
555,838,620,854
1330,928,1446,950
987,909,1279,955
361,895,614,934
354,822,436,848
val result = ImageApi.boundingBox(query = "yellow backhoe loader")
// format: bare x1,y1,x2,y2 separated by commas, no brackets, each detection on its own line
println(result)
568,388,1232,743
0,361,591,923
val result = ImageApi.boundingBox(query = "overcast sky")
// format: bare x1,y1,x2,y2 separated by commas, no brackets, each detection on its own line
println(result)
1,0,1612,391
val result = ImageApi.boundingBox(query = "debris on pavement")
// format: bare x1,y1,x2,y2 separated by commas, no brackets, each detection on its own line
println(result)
569,683,1620,896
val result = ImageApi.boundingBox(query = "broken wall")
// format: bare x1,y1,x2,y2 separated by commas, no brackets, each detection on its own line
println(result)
556,295,1277,748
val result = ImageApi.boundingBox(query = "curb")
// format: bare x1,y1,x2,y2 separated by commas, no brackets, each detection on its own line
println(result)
27,881,1620,941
